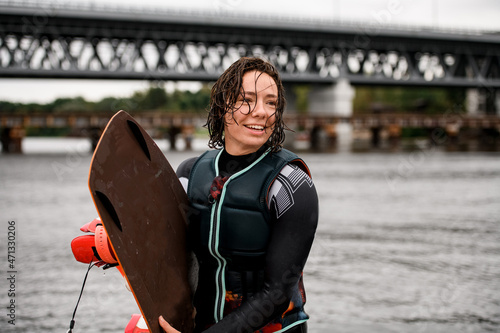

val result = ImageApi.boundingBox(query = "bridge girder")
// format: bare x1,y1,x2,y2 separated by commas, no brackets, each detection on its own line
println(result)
1,3,500,88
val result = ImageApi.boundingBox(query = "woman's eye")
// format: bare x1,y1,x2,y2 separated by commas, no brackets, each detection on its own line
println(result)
237,97,250,103
235,98,249,105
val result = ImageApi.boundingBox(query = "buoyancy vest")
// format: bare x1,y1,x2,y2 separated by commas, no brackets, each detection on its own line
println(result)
187,148,310,331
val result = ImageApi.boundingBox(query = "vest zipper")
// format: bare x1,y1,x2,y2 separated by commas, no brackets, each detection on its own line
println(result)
208,195,227,322
208,148,271,323
208,150,228,323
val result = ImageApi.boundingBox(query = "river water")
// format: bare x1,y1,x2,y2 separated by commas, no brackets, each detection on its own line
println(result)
0,137,499,333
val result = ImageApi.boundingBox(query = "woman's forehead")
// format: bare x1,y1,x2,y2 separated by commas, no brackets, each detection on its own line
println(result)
240,70,277,94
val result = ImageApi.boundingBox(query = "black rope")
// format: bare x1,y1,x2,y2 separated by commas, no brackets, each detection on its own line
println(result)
67,261,96,333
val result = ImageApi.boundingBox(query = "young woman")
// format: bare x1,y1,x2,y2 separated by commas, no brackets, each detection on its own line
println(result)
160,57,318,333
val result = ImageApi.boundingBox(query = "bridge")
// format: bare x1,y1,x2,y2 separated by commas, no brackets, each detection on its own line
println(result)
1,1,500,87
1,1,499,152
2,111,499,153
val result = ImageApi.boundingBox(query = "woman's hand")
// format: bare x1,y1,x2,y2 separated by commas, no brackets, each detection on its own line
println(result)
158,316,181,333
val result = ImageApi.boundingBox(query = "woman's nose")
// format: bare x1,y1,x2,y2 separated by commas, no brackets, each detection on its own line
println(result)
251,100,266,117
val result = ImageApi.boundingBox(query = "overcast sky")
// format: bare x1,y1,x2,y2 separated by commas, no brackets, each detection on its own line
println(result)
1,0,499,103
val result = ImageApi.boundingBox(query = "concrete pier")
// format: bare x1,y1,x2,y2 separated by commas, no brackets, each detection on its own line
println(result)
308,79,355,152
1,127,24,153
308,79,355,118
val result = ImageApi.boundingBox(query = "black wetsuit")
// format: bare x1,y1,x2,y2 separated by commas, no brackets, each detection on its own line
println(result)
177,146,318,333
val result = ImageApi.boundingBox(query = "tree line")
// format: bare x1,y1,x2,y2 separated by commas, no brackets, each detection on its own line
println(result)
0,83,466,115
0,85,212,114
353,86,466,114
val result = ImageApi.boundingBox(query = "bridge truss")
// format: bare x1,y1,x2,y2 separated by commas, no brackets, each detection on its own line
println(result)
1,2,500,88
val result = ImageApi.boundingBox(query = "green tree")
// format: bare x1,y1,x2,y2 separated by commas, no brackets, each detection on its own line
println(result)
353,86,466,114
128,86,169,111
52,97,91,113
293,85,310,114
94,97,136,113
143,86,168,110
0,101,19,113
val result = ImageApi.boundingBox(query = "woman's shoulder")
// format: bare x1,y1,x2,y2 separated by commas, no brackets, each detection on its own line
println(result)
176,156,198,179
267,162,316,216
277,163,313,187
271,148,311,178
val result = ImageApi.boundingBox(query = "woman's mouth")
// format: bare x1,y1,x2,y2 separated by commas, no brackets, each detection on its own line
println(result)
244,125,265,131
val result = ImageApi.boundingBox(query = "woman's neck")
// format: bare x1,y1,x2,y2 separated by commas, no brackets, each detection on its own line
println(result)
218,145,267,177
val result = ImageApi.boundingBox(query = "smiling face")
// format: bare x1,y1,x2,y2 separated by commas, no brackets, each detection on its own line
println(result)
223,70,278,155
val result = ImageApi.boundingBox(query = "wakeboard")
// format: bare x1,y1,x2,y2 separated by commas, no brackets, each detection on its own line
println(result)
88,110,194,333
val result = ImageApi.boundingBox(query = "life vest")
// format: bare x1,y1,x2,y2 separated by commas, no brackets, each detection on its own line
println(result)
187,148,310,332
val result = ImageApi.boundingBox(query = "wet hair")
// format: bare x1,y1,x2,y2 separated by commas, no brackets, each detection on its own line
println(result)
206,57,286,152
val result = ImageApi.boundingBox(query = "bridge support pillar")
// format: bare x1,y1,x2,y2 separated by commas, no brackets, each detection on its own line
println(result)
308,79,355,117
1,127,25,153
371,127,381,148
466,89,477,115
466,88,500,115
182,125,195,151
309,79,355,152
88,127,103,152
167,126,182,150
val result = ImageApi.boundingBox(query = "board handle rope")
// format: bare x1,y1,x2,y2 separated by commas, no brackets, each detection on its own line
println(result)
67,261,96,333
